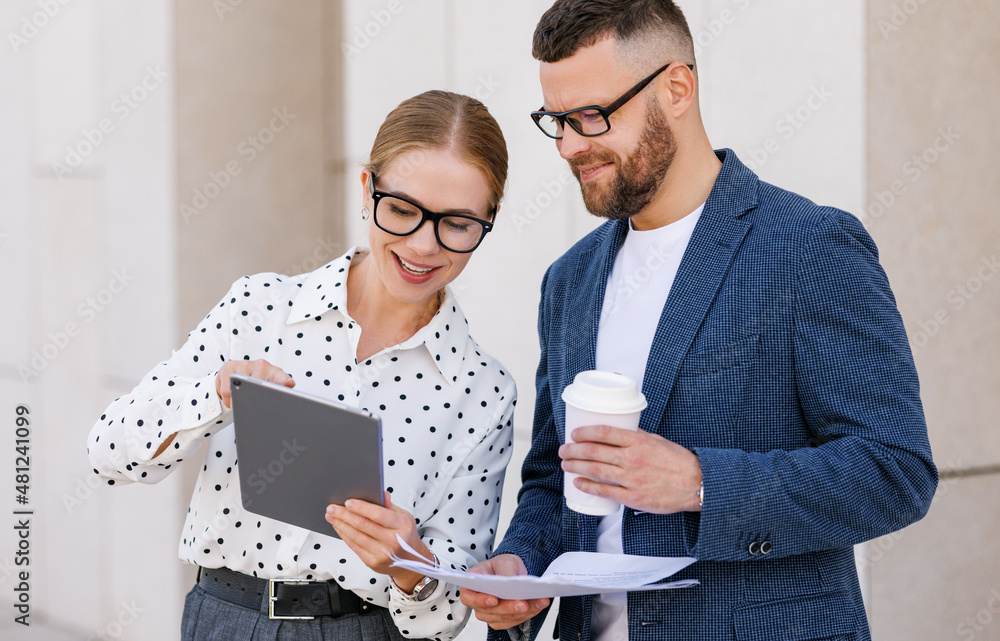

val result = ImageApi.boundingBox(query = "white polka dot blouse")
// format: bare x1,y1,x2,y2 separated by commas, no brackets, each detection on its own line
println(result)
87,247,517,640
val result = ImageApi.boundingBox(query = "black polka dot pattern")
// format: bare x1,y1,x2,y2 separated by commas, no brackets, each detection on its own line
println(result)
86,247,516,641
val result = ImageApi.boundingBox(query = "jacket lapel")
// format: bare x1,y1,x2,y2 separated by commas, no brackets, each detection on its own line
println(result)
638,150,758,434
563,220,629,399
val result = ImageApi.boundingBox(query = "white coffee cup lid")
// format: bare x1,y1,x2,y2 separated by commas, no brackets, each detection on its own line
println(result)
561,370,647,414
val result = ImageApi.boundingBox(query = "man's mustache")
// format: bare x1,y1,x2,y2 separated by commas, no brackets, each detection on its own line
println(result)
568,152,619,176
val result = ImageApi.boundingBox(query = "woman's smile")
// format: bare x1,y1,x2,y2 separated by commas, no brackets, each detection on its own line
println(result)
393,251,440,283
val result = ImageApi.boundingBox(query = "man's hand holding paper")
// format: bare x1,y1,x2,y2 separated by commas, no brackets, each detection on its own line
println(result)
461,554,551,631
390,537,697,629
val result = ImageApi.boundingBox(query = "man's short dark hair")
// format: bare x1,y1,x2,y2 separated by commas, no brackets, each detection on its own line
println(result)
532,0,695,66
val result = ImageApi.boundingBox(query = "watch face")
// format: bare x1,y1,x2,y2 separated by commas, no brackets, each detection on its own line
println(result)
415,578,439,601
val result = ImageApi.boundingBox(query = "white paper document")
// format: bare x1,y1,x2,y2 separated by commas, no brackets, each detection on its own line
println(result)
390,537,699,599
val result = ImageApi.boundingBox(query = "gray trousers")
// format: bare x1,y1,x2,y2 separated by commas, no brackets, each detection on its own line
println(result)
182,584,426,641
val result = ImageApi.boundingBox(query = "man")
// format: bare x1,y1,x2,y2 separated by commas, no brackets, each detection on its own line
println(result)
460,1,937,640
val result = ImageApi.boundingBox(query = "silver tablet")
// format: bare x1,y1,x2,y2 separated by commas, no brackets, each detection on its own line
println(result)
230,373,384,538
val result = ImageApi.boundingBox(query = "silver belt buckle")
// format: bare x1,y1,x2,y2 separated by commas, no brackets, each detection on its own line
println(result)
268,578,315,620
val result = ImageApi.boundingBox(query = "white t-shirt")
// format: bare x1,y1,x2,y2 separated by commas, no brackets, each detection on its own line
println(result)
591,206,703,641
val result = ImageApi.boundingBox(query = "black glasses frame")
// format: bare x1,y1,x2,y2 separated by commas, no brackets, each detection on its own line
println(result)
368,178,494,254
530,62,694,140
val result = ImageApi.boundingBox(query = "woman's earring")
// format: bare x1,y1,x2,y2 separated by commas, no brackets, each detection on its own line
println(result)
361,207,370,221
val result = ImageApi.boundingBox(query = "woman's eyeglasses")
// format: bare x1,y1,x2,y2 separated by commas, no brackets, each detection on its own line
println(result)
368,178,494,254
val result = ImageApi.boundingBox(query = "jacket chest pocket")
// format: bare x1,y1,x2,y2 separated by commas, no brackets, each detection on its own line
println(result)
676,334,759,378
666,335,758,432
661,335,760,443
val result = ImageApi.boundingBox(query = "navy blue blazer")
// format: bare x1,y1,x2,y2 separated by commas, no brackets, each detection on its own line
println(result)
492,150,937,641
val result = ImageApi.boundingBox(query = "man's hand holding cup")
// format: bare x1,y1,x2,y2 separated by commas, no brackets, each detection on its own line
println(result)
559,370,702,515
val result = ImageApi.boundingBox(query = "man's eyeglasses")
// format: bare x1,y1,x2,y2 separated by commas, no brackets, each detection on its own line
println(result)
368,178,494,254
531,62,694,139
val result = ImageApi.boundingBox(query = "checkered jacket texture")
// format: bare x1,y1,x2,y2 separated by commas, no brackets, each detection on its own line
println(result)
491,150,937,641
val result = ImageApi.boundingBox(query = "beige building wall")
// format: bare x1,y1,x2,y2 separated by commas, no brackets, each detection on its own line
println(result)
173,0,347,615
865,1,1000,640
0,0,181,638
0,1,343,638
176,0,347,327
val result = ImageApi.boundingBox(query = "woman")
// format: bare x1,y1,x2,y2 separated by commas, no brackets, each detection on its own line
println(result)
87,90,515,641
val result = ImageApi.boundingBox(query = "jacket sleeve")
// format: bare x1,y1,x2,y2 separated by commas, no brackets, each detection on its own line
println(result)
494,267,566,569
86,279,243,485
687,209,938,561
489,268,564,641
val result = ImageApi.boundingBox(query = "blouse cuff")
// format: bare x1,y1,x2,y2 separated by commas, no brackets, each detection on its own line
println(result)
387,573,446,603
147,370,229,464
388,578,463,639
182,371,225,427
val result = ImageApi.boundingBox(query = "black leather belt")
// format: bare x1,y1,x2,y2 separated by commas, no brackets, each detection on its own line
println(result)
198,566,376,620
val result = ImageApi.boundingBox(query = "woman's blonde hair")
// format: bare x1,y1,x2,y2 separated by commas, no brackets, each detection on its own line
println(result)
365,90,508,218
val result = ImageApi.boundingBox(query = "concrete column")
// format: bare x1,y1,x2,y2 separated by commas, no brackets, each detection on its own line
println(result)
0,1,344,637
176,0,346,329
0,0,180,637
865,1,1000,639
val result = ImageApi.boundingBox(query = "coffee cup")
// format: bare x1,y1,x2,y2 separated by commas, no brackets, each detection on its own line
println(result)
561,370,647,515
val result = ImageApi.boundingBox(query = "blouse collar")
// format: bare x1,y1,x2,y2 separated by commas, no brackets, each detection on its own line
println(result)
286,247,469,385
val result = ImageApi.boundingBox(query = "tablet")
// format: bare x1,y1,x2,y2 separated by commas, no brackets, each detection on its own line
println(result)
229,373,384,538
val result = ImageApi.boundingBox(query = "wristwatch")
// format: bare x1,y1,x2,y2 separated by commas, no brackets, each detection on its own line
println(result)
402,575,439,602
697,483,704,509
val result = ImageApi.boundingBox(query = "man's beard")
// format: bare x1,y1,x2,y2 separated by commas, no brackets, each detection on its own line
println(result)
570,98,676,220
